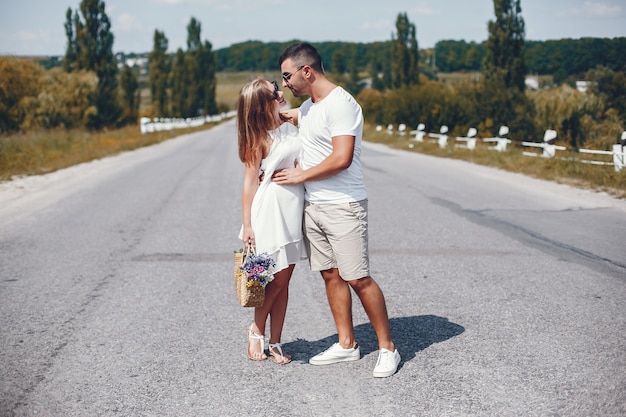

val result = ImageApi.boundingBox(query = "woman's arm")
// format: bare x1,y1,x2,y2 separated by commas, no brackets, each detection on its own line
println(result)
241,156,261,245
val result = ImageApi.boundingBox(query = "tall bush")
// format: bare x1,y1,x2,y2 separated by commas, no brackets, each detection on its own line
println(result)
0,57,45,132
33,68,97,129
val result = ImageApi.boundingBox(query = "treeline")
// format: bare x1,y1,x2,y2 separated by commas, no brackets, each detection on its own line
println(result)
216,37,626,80
434,37,626,79
215,40,388,73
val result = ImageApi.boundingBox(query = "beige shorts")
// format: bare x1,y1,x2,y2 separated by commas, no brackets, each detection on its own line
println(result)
303,199,370,281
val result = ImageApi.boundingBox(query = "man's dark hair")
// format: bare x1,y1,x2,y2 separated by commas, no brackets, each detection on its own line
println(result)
278,42,324,73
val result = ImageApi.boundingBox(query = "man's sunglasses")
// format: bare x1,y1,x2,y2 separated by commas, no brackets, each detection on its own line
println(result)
281,66,304,82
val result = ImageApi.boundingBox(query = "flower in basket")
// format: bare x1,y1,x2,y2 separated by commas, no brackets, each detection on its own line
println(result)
240,250,275,288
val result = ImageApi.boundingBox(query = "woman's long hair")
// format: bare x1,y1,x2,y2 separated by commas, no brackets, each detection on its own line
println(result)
236,78,282,165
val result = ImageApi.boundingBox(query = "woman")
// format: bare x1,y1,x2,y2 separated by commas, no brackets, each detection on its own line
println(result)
237,77,305,364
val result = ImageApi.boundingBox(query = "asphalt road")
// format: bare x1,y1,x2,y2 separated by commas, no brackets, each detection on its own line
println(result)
1,119,625,417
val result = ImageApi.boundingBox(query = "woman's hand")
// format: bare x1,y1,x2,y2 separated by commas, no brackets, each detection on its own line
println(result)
242,226,255,247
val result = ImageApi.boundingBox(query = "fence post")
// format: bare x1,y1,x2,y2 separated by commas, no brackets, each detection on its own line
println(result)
483,125,511,151
410,123,426,142
455,127,477,150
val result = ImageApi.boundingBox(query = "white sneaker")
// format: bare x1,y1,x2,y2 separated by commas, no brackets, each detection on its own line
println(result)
372,348,401,378
309,343,360,365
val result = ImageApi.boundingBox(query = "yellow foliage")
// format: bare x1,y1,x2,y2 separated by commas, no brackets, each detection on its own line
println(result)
0,57,45,132
529,84,622,148
35,68,98,128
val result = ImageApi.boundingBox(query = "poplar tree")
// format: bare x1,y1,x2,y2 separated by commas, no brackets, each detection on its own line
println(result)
62,9,80,72
483,0,526,92
148,30,170,116
119,64,139,123
169,18,217,118
169,49,187,117
62,0,121,128
186,18,217,116
480,0,533,137
198,40,218,115
185,18,202,117
391,12,419,88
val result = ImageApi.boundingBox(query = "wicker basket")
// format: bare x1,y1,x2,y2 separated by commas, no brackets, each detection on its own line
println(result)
234,250,265,307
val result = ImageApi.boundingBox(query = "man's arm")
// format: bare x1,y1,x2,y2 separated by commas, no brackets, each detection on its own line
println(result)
281,108,299,126
272,135,355,185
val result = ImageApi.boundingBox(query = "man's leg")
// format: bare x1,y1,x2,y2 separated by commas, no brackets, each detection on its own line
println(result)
349,276,395,352
350,276,400,378
320,268,357,349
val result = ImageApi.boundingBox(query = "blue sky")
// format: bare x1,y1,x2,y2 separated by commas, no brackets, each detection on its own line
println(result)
1,0,624,56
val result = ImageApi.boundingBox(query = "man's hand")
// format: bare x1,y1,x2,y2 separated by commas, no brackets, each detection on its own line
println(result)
272,163,305,185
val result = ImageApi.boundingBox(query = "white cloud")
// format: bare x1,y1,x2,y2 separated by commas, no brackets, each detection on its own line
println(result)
407,0,439,16
584,1,621,16
115,13,141,33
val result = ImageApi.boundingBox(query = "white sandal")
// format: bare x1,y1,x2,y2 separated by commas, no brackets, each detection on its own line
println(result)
268,343,291,365
247,325,267,361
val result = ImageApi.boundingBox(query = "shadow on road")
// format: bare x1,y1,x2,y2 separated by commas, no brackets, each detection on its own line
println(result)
284,315,465,364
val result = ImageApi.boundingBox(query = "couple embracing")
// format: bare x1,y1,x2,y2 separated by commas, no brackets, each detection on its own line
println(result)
237,42,400,378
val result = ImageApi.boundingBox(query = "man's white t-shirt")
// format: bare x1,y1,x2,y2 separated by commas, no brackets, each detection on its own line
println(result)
298,86,367,204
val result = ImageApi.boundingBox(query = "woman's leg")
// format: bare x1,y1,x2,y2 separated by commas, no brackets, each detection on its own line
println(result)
248,265,294,360
267,265,294,343
248,280,276,360
267,265,295,363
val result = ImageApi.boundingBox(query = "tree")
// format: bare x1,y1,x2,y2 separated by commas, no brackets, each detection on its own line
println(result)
169,48,188,117
186,17,202,52
174,17,217,117
332,50,346,75
585,65,626,122
480,0,533,139
198,40,218,115
369,57,385,91
182,50,199,117
483,0,526,92
119,64,139,123
62,8,80,72
391,12,419,88
348,50,362,94
63,0,121,128
148,30,170,116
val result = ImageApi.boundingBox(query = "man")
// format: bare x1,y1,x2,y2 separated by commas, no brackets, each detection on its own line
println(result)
273,42,401,378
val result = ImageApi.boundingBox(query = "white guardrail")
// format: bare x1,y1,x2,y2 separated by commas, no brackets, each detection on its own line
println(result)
140,110,237,134
380,124,626,172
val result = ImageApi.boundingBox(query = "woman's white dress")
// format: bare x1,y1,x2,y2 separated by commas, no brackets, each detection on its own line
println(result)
239,122,306,274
